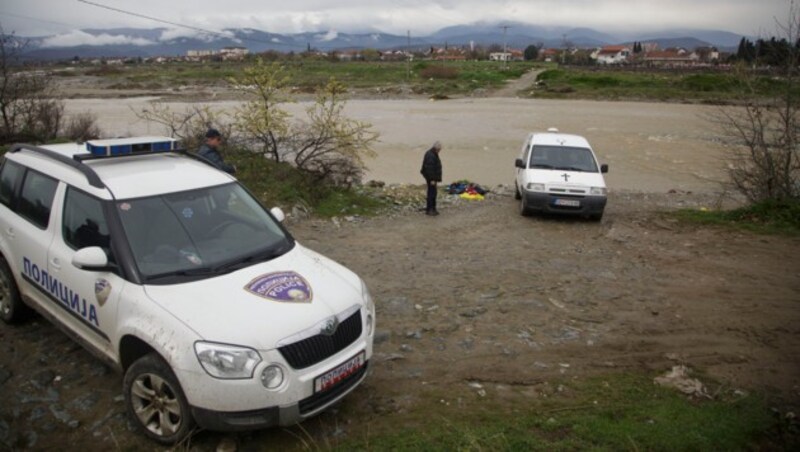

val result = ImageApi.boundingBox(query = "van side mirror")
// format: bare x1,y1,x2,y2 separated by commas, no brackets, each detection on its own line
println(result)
515,158,525,169
270,207,286,223
601,164,609,173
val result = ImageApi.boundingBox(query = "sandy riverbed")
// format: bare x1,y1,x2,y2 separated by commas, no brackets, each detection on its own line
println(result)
63,97,731,194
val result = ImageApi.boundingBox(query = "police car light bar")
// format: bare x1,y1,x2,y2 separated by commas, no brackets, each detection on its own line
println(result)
85,136,180,157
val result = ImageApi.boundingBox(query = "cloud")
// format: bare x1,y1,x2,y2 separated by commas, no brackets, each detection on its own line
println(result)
40,30,154,48
316,29,339,41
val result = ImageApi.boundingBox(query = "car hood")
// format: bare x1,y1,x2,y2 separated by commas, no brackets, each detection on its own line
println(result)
143,243,363,350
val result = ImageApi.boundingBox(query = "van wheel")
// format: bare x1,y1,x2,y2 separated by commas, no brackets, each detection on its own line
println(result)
514,183,521,200
124,353,195,445
0,256,29,324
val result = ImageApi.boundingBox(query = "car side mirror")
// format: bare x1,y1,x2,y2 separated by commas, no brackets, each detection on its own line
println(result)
515,158,525,169
601,164,609,173
270,207,286,223
72,246,109,271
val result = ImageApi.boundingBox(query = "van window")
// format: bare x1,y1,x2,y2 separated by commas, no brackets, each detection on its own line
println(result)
0,160,23,208
18,170,59,229
530,145,598,172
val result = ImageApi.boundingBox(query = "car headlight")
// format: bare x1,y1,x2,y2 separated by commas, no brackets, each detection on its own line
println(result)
526,183,545,192
361,279,376,335
195,342,261,379
590,187,607,195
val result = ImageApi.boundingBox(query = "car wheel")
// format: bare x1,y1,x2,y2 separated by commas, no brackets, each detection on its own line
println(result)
519,197,531,216
0,256,30,324
514,183,521,200
124,353,196,445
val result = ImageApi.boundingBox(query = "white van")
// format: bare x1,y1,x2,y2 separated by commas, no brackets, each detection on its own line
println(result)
514,129,609,221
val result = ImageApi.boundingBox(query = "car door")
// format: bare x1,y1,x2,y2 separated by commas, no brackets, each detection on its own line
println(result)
1,165,59,309
46,186,124,360
516,134,532,188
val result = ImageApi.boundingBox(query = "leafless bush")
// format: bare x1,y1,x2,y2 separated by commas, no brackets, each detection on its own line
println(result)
64,111,102,141
135,102,233,151
0,27,64,143
717,1,800,203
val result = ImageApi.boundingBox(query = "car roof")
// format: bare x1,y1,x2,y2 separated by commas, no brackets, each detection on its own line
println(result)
530,131,592,149
8,137,234,200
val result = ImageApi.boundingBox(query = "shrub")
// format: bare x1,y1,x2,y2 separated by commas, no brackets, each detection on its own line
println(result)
64,112,102,141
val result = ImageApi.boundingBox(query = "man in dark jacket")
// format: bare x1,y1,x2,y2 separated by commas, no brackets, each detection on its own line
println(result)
197,128,236,175
420,141,443,216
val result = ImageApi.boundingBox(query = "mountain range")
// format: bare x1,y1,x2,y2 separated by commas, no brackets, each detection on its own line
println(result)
17,21,748,61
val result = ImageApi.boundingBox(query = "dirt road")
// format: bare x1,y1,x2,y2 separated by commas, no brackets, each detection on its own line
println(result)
1,189,798,450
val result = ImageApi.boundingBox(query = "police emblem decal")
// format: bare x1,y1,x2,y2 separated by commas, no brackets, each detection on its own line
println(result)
95,279,111,307
245,271,313,302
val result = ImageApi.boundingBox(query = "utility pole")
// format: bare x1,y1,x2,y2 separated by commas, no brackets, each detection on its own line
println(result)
407,30,411,81
500,25,511,69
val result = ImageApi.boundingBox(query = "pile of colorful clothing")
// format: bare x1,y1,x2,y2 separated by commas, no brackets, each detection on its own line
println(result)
446,181,488,201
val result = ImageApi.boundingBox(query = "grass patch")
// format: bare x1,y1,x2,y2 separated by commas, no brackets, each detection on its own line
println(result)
334,373,793,451
228,149,388,217
70,60,539,96
530,68,797,102
672,199,800,235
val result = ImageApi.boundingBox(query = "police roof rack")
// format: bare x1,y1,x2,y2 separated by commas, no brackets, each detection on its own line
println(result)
9,143,105,189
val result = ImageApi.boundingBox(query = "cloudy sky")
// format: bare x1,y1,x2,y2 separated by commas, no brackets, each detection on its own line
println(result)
0,0,789,39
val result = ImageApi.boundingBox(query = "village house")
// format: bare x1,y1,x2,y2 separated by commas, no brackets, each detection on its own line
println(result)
643,48,699,67
591,45,631,64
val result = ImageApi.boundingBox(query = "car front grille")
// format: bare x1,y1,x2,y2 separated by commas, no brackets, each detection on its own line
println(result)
278,309,363,369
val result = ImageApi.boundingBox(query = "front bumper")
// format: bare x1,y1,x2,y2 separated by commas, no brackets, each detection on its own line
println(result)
191,360,369,431
522,191,606,216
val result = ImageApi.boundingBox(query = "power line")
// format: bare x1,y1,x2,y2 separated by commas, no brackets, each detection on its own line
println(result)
0,11,76,31
76,0,298,48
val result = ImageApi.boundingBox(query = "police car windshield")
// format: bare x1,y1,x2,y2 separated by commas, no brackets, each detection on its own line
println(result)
530,145,598,172
116,182,292,283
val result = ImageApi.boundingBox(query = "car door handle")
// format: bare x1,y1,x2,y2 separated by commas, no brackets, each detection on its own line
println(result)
50,257,61,271
4,227,13,239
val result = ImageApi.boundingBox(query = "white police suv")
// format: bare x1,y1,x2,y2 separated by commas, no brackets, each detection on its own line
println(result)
0,137,375,444
514,129,609,221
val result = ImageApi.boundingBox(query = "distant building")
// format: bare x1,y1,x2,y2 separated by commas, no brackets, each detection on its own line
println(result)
220,46,249,60
592,45,631,64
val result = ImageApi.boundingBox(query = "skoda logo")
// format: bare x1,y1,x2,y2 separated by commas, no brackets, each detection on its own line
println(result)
321,317,339,336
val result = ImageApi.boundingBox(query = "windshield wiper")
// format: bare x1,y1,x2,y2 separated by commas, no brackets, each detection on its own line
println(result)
556,166,587,172
146,267,218,282
532,164,554,169
213,243,291,273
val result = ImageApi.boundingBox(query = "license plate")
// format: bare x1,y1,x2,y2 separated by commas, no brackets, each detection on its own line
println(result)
554,198,580,207
314,352,365,393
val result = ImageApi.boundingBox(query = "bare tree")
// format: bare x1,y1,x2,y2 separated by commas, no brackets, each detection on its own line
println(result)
288,79,378,185
135,102,231,151
718,1,800,203
0,26,63,143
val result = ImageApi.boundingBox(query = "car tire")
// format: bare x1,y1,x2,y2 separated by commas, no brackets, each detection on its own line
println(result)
0,256,30,324
124,353,196,445
514,183,521,200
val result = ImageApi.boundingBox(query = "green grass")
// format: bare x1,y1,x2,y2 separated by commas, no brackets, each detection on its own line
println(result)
70,60,539,96
672,199,800,235
333,373,793,451
529,68,797,102
228,148,388,217
671,200,800,236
